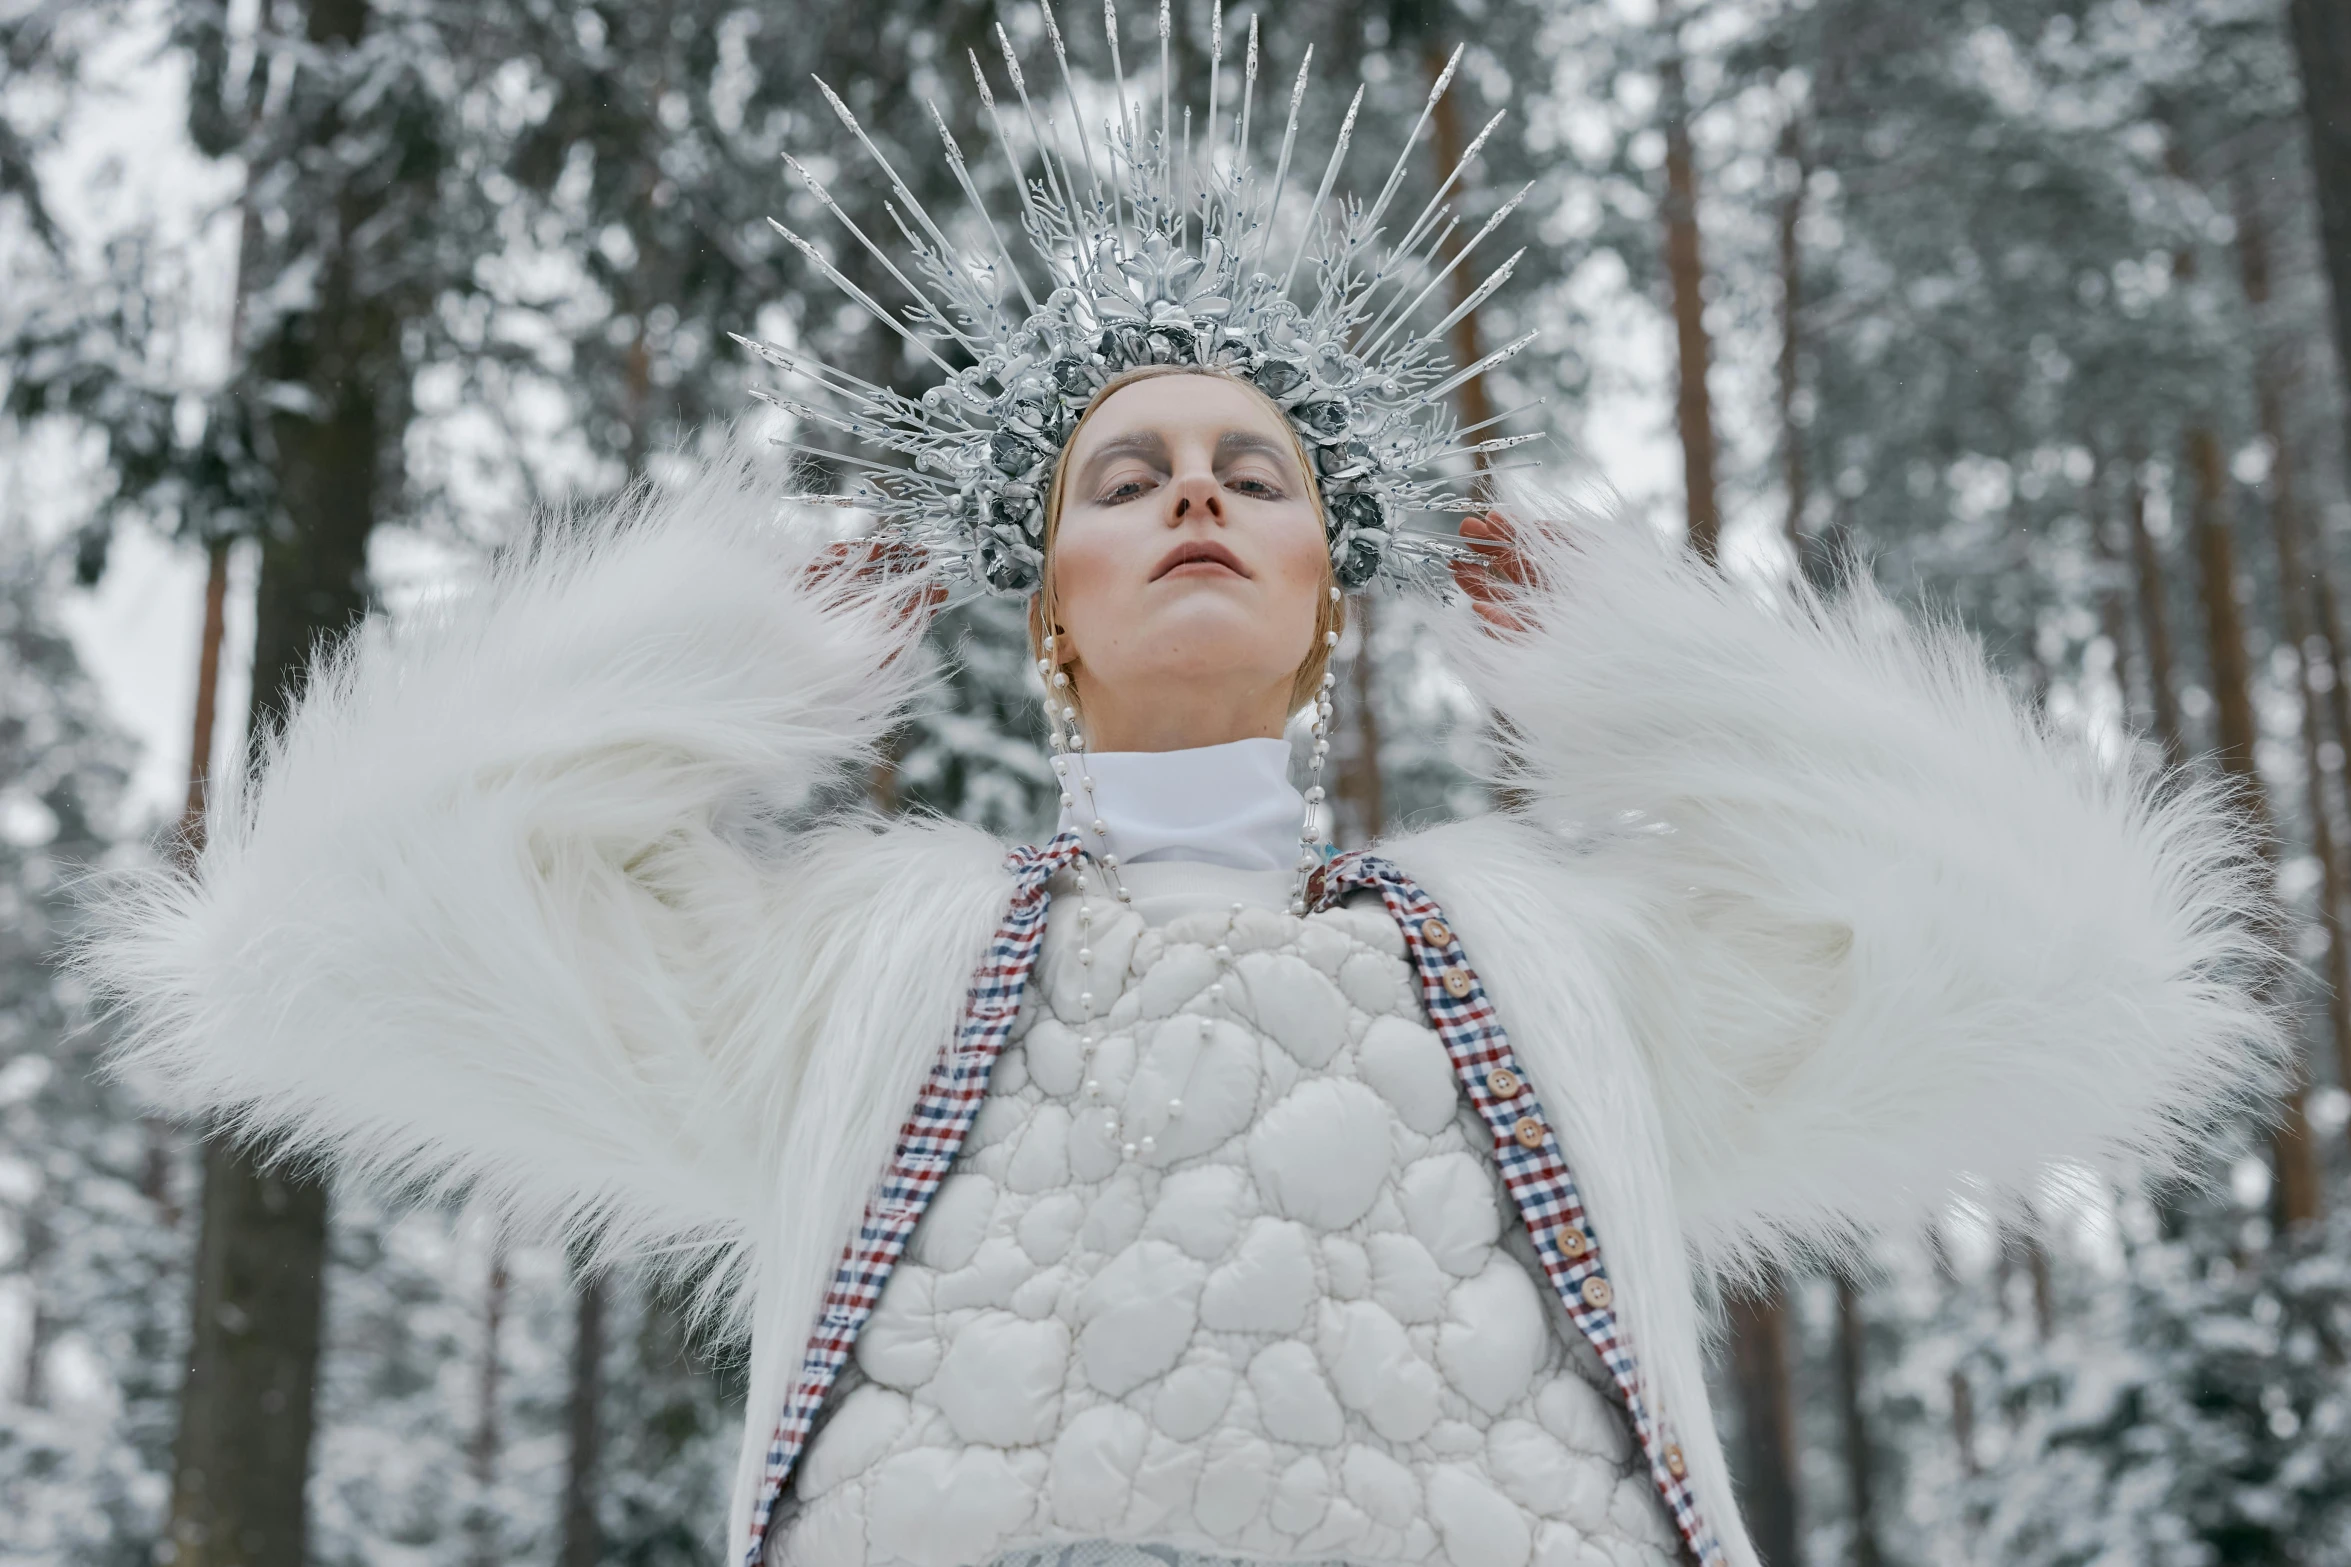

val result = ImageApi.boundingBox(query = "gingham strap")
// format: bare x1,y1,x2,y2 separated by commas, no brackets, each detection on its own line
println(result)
740,831,1083,1567
1309,850,1725,1567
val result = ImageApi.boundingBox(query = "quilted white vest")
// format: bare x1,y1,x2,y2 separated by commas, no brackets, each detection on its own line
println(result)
772,863,1684,1567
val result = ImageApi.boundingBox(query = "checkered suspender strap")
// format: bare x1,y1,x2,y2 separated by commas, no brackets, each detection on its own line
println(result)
1310,851,1727,1567
739,832,1084,1567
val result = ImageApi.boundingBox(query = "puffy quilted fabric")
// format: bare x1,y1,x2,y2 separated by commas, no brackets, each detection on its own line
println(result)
774,890,1683,1567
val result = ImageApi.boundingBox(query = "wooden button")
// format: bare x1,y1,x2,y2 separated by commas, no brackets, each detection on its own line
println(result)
1513,1115,1546,1149
1580,1275,1613,1310
1441,967,1473,999
1486,1067,1522,1101
1420,917,1451,946
1664,1443,1688,1479
1554,1224,1588,1258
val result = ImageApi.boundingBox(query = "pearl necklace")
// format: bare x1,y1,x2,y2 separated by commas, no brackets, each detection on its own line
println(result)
1036,598,1341,1163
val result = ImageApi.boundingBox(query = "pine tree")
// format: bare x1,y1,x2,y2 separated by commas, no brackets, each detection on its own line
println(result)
0,522,177,1565
1927,1192,2351,1566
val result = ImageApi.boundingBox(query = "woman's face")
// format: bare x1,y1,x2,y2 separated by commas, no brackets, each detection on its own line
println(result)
1047,373,1328,751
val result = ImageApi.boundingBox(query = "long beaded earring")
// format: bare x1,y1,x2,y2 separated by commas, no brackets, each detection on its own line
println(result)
1037,630,1147,1159
1290,586,1341,915
1038,632,1133,908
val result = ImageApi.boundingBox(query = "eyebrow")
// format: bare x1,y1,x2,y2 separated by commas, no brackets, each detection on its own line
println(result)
1214,430,1296,471
1075,432,1168,493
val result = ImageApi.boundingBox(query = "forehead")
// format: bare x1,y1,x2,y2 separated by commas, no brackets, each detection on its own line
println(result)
1068,373,1293,458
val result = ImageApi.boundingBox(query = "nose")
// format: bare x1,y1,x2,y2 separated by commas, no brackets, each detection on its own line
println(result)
1169,471,1223,525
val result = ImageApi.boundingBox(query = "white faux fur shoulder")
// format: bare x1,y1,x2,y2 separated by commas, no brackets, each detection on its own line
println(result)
1428,478,2286,1281
78,448,992,1300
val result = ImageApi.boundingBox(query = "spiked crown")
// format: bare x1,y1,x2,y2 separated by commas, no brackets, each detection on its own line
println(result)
735,1,1536,596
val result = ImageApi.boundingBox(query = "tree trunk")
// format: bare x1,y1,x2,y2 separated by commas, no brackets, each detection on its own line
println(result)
2239,172,2351,1117
167,1,393,1556
1726,1283,1801,1567
168,1142,332,1567
2089,451,2147,735
166,399,374,1567
2298,502,2351,843
1660,38,1721,564
2184,423,2321,1228
2123,453,2187,767
1949,1367,1978,1479
2023,1230,2055,1341
15,1204,51,1405
2289,0,2351,489
1931,1217,1980,1481
1668,26,1788,1538
144,537,234,1220
2271,457,2351,1126
2294,490,2351,1147
1833,1276,1882,1567
1776,116,1809,564
560,1268,608,1567
177,538,233,860
2098,552,2141,723
1668,26,1791,1533
167,442,370,1566
466,1232,508,1567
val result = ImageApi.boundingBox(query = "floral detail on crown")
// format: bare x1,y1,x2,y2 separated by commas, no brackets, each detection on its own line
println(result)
734,1,1539,597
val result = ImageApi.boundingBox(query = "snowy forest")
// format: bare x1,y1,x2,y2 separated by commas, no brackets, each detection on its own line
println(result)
4,0,2351,1563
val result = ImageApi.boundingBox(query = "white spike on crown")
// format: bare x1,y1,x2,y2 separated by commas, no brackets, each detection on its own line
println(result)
733,1,1541,597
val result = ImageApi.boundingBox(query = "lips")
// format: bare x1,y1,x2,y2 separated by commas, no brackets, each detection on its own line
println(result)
1151,539,1251,581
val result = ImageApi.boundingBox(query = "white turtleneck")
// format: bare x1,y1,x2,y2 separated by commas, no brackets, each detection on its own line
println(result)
1049,737,1307,925
1051,737,1306,871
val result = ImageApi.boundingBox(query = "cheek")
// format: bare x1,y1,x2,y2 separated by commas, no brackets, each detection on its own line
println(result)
1259,506,1331,623
1270,505,1330,590
1254,505,1333,658
1048,513,1136,633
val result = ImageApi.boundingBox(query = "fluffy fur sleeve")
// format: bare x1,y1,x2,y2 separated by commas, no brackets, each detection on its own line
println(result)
78,451,989,1269
1444,478,2287,1277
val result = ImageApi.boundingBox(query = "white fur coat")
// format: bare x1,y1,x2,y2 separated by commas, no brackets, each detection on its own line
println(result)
83,454,2283,1567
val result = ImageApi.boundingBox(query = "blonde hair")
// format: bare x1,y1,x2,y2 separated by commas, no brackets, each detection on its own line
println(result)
1027,363,1346,719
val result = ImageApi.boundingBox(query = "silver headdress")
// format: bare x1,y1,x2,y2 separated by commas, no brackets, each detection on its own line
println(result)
735,0,1538,596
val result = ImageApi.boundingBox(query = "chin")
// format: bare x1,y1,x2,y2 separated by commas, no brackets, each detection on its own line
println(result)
1152,597,1301,654
1096,603,1304,693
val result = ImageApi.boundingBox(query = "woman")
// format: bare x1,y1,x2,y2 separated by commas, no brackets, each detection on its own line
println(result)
91,17,2278,1567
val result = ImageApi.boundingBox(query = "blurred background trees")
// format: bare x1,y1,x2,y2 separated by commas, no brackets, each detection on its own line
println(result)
4,0,2351,1562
